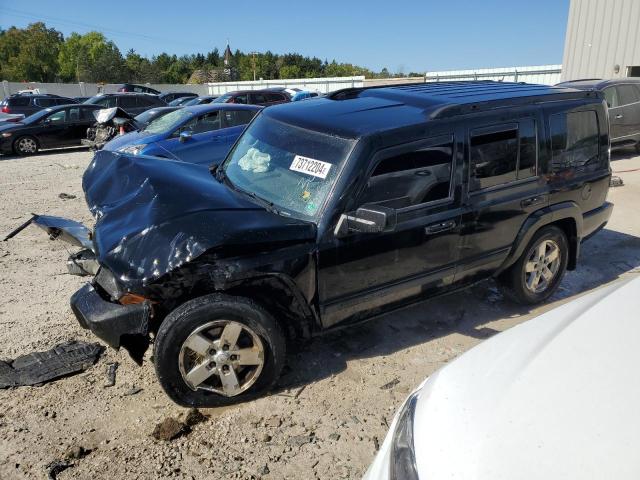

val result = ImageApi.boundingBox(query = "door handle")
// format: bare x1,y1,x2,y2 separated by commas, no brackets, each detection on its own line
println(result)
615,114,623,119
425,220,456,235
521,195,545,208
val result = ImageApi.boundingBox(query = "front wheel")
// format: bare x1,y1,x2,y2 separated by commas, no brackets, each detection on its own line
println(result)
13,136,39,155
498,225,569,305
154,293,286,407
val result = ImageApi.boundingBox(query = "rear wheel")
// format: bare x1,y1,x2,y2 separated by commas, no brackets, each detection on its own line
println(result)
498,225,568,305
154,293,286,407
13,136,38,155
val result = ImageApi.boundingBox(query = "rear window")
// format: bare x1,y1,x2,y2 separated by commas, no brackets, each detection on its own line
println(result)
550,111,601,173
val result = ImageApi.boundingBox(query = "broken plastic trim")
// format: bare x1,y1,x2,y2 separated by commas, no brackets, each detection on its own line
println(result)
3,214,93,251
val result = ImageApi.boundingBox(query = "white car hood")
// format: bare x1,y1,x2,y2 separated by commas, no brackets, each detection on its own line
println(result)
413,277,640,480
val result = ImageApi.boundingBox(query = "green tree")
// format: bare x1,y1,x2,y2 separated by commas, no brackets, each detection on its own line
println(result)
58,31,125,82
0,23,62,81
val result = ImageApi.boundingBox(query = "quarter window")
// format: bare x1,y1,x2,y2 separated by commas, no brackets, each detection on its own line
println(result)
358,137,454,208
550,111,600,172
603,87,619,108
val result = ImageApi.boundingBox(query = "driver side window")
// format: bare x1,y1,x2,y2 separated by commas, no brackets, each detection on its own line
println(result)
358,136,455,209
45,109,67,124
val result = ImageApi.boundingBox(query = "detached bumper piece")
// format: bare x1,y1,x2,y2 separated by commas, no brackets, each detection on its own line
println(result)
70,283,151,350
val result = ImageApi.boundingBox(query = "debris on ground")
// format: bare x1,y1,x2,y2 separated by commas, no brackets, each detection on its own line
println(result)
104,362,119,388
46,460,73,480
0,341,104,388
610,176,624,187
152,418,191,441
58,193,77,200
123,385,143,396
380,378,400,390
183,408,208,427
64,445,91,461
286,433,314,447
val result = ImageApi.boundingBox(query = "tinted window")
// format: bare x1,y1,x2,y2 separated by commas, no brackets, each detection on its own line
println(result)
223,109,257,127
35,98,56,107
358,137,454,208
119,96,138,109
616,84,640,106
234,94,248,104
54,98,73,106
603,87,619,108
68,107,81,122
251,93,268,104
518,119,537,179
267,93,285,102
470,126,518,190
92,96,117,108
9,97,30,107
550,111,600,173
81,107,98,120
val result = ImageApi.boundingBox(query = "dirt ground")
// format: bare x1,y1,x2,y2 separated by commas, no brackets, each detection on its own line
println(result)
1,147,639,480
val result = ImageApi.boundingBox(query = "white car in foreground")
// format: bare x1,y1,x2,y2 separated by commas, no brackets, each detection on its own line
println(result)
364,276,640,480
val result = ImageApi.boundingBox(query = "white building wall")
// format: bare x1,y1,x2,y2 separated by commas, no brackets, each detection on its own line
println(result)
562,0,640,81
424,65,563,85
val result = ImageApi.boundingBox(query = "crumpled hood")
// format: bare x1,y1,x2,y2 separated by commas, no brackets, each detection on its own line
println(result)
102,130,158,152
83,150,316,289
411,277,640,479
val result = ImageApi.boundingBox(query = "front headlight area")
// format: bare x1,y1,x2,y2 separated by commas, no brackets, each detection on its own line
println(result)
94,266,123,301
118,144,147,155
389,390,420,480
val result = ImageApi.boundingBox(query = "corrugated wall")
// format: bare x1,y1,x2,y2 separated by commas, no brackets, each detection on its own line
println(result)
562,0,640,81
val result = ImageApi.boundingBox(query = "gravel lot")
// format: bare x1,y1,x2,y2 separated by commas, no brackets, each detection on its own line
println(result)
1,148,639,480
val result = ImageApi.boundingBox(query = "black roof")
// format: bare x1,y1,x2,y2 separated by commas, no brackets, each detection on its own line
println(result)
264,81,599,138
557,78,640,90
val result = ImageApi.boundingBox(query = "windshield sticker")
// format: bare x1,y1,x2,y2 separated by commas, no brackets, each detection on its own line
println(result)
238,147,271,173
290,155,332,179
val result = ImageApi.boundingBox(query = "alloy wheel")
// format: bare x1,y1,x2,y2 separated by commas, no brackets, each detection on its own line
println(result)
17,137,37,154
524,239,561,294
178,320,265,397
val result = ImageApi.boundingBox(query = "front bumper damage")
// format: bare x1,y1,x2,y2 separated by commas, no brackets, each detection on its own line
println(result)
71,283,151,363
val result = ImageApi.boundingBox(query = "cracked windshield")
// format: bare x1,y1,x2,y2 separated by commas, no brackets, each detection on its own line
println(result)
222,114,355,218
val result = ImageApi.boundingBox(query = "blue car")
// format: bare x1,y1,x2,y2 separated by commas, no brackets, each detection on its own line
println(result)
103,104,261,166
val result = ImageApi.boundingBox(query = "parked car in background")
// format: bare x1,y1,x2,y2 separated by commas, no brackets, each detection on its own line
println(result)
1,93,78,117
0,113,25,125
83,93,166,115
133,106,182,129
183,95,219,106
213,89,290,106
364,276,640,480
291,90,320,101
159,92,198,104
41,81,612,408
102,104,261,165
557,78,640,151
168,96,198,106
74,96,92,103
117,83,161,95
0,104,103,155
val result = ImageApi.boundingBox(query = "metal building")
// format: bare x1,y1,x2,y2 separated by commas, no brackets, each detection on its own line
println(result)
562,0,640,81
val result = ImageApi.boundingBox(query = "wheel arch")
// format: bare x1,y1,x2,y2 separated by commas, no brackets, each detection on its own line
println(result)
498,201,582,274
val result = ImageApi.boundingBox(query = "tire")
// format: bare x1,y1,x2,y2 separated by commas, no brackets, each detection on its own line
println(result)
154,293,286,407
498,225,569,305
13,136,39,155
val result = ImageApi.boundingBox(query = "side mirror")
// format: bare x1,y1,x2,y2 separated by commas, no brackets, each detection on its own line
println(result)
334,205,397,238
179,130,192,142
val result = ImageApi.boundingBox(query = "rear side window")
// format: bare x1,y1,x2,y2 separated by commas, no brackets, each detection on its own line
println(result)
550,111,600,173
358,136,454,208
469,120,538,191
616,84,640,106
234,94,248,104
267,93,285,102
119,96,138,109
251,93,268,104
35,98,56,107
9,97,30,107
223,109,257,127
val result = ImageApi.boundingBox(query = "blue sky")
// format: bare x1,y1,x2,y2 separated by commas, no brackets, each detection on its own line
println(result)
0,0,569,73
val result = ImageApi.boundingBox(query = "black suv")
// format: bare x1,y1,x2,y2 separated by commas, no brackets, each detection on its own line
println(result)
20,81,613,407
1,93,78,117
83,93,165,115
558,78,640,151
